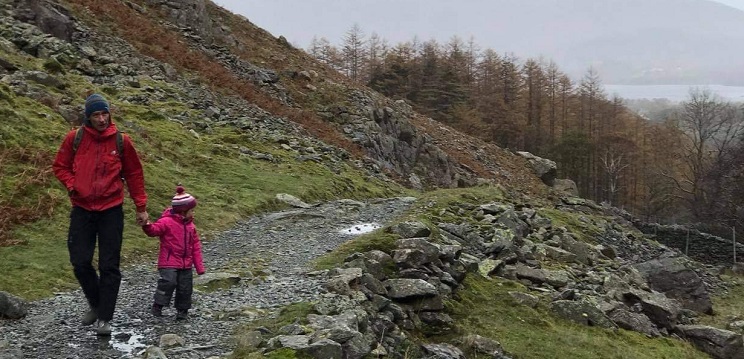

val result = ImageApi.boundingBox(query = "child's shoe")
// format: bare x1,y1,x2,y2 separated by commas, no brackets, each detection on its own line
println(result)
176,309,188,321
151,303,163,317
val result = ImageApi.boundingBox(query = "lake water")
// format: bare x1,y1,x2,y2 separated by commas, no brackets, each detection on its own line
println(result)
603,84,744,102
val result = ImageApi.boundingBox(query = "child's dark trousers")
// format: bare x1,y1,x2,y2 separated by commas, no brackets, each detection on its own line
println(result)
154,268,193,310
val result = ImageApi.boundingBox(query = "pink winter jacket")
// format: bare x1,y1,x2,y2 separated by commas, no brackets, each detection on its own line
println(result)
142,208,205,274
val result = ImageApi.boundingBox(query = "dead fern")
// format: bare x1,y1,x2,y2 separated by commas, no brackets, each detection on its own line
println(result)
0,147,60,246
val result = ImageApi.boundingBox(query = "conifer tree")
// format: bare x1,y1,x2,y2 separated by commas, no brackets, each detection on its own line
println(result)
342,24,367,82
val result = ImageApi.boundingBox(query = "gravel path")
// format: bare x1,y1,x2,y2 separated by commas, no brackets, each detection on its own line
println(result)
0,197,415,359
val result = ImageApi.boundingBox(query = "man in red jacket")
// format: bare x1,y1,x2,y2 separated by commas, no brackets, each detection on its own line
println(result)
53,93,149,336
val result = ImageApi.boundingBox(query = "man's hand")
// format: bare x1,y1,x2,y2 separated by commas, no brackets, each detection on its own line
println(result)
135,211,149,226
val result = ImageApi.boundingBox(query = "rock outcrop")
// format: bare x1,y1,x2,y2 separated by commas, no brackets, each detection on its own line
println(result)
258,199,740,358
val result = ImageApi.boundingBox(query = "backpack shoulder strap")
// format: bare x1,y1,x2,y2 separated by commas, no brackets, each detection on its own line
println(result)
116,131,124,159
72,127,84,154
116,131,126,180
72,128,125,160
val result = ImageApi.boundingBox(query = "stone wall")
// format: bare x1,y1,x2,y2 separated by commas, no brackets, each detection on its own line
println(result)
636,223,743,267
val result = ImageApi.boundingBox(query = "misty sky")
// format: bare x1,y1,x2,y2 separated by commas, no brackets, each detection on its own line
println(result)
715,0,744,10
212,0,744,49
211,0,744,89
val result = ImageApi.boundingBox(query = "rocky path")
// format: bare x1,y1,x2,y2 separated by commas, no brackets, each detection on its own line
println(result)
0,197,415,359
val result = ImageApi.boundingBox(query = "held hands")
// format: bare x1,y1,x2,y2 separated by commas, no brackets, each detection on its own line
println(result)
135,211,149,226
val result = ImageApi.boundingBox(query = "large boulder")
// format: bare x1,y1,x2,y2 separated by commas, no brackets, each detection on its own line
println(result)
550,300,617,329
0,291,28,319
605,305,661,337
14,0,75,41
676,325,744,359
517,151,557,186
146,0,214,42
389,221,431,238
553,178,578,196
383,278,438,299
624,288,682,330
633,257,713,314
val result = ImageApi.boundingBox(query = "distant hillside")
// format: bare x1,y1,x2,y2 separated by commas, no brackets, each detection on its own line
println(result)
461,0,744,84
545,0,744,84
455,0,744,84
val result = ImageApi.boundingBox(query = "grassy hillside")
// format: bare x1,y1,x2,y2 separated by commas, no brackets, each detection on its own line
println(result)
0,0,434,300
443,275,707,359
0,70,407,299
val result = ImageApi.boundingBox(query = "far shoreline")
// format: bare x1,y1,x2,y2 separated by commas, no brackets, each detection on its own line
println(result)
604,84,744,102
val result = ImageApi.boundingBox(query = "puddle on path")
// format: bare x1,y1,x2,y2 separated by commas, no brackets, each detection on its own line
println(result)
111,330,147,355
90,328,148,357
338,223,381,235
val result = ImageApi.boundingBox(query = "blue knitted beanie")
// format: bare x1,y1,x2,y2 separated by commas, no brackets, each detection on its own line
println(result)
84,94,110,118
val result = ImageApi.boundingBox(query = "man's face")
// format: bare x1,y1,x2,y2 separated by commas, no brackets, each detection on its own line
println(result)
89,111,110,132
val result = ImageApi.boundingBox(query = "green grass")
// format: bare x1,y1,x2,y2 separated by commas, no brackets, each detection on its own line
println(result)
440,275,709,359
0,213,80,298
313,230,400,270
412,185,508,215
538,208,604,243
698,273,744,329
403,185,508,238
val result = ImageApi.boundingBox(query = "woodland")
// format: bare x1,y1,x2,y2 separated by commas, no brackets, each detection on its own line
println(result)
307,25,744,237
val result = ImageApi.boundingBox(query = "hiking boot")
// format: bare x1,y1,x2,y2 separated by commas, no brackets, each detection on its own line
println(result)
82,308,97,326
176,309,188,321
151,303,163,317
95,320,111,336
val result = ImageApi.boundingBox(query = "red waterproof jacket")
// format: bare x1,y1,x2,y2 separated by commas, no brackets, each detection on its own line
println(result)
142,208,205,274
53,122,147,212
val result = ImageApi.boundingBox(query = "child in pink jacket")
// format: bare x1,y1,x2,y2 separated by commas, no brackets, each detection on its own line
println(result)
142,185,205,320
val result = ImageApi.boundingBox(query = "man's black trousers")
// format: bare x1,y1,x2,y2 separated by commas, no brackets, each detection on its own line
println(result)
67,205,123,322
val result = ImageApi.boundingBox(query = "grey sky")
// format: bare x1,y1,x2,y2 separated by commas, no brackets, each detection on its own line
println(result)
714,0,744,10
213,0,463,48
212,0,744,50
